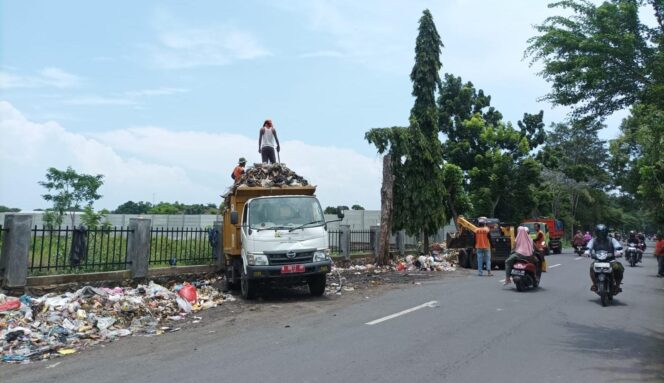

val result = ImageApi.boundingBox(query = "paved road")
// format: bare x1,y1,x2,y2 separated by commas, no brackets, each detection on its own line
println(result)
2,247,663,383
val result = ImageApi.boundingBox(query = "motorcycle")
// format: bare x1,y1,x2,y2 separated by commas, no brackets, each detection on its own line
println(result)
574,245,586,257
624,243,642,267
592,250,619,307
510,258,540,292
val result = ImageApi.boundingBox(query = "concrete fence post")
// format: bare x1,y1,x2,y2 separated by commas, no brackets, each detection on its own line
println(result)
127,218,151,279
340,225,351,260
370,225,380,258
1,214,33,289
397,229,406,257
213,220,224,271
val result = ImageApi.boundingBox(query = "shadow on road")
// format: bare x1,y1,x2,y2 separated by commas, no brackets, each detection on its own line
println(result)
560,322,664,382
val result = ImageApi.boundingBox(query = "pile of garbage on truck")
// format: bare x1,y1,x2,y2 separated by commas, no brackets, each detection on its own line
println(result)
235,163,309,189
0,278,233,364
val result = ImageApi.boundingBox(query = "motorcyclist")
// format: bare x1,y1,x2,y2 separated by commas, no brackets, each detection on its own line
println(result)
583,231,592,244
585,224,624,292
627,230,644,262
573,230,586,253
504,226,539,285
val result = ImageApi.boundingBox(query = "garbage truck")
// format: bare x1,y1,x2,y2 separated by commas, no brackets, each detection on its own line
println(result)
222,184,342,299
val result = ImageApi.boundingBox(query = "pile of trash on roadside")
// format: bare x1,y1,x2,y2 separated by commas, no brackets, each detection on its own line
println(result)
0,278,234,364
327,244,458,295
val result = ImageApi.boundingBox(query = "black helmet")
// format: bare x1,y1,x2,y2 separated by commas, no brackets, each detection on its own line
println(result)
595,224,608,239
628,230,636,238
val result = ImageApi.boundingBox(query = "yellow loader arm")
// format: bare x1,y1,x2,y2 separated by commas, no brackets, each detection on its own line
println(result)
456,215,478,233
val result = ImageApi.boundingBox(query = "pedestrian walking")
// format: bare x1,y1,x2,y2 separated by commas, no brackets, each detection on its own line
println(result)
655,233,664,277
475,218,492,276
258,119,280,164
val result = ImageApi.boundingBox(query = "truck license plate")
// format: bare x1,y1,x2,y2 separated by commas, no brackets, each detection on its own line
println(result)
281,264,305,273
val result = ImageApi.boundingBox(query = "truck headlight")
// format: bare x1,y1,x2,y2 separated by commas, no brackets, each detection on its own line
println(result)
313,250,330,262
247,253,269,266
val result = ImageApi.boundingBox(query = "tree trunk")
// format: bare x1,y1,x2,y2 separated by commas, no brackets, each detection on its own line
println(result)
377,154,394,266
490,195,500,217
446,190,459,231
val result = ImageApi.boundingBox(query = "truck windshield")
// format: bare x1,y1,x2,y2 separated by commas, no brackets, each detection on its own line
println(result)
248,197,325,230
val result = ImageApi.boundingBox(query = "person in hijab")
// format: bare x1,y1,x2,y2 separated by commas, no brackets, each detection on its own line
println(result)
504,226,539,285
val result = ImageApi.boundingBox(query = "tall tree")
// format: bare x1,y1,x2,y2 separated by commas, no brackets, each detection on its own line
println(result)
526,0,664,119
610,104,664,226
39,167,104,227
366,9,449,255
437,74,545,223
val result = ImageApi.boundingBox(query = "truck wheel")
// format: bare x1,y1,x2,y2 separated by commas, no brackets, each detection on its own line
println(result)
308,274,327,296
469,251,478,270
554,247,562,255
458,250,469,268
241,269,258,300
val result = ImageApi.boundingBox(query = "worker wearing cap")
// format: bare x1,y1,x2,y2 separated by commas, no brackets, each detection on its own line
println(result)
475,217,492,276
231,157,247,183
258,119,280,164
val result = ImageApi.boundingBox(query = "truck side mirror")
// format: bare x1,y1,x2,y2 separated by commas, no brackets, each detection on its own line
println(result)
230,211,238,225
336,206,345,219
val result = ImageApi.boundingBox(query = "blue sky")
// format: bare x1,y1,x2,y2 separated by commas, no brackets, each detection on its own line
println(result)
0,0,629,211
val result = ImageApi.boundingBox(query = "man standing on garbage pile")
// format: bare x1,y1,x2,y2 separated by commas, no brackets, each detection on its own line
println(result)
231,157,247,183
258,119,281,163
475,217,492,276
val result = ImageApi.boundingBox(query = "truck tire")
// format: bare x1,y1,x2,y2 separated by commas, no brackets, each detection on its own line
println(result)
308,274,326,297
458,249,469,268
241,269,258,300
554,247,562,254
469,250,478,270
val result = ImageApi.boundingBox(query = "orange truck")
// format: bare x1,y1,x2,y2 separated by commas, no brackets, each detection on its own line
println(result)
521,217,565,254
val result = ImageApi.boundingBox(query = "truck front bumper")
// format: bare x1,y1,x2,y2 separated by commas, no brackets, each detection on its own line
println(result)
245,261,332,280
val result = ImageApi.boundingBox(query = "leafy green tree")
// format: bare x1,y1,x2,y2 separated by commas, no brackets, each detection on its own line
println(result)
113,201,152,214
526,0,664,119
437,74,545,222
80,206,111,229
0,206,21,213
351,205,365,210
367,10,447,252
536,119,612,234
39,167,104,227
148,202,182,215
610,104,664,226
42,209,63,229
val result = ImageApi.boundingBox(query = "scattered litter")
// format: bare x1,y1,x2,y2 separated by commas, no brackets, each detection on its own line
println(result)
0,277,232,364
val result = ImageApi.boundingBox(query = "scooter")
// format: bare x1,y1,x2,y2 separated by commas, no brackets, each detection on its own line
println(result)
574,245,586,257
511,258,540,292
624,243,641,267
592,250,619,307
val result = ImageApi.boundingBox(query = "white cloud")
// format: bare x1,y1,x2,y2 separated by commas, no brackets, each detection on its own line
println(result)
0,102,381,211
0,67,82,89
150,11,271,69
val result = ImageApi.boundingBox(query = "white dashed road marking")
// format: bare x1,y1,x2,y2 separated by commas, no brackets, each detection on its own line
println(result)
575,257,583,260
548,263,562,268
366,301,438,325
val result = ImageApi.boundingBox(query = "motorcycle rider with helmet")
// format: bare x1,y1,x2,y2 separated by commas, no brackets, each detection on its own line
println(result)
627,230,644,263
585,224,624,292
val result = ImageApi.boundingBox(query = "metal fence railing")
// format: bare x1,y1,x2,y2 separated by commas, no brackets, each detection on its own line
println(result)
29,226,132,275
149,227,213,266
328,230,341,255
350,230,372,252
